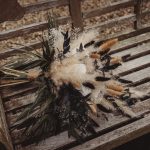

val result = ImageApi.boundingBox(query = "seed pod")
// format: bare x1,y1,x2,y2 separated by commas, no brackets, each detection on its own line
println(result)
87,102,97,116
102,63,121,72
106,88,123,97
110,57,122,65
99,38,118,54
117,78,133,84
106,82,124,92
72,81,81,89
83,82,95,89
95,76,110,81
90,53,100,59
84,40,95,48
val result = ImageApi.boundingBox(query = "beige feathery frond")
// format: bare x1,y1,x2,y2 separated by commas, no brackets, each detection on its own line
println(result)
100,99,116,112
106,89,123,97
87,101,98,116
114,99,136,117
90,53,101,59
99,38,118,53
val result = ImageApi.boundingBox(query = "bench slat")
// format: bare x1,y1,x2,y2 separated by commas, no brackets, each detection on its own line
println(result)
70,114,150,150
0,16,70,41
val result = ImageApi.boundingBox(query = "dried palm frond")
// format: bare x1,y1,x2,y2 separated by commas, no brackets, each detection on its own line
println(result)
0,67,27,78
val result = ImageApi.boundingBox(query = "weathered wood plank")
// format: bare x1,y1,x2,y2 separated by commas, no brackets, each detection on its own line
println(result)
24,0,69,14
114,55,150,75
86,14,136,31
112,41,150,57
0,16,70,41
132,80,150,91
0,0,25,23
121,67,150,82
130,77,150,87
6,112,22,127
0,42,41,59
123,49,150,62
111,31,150,54
119,63,150,78
87,12,150,36
83,0,134,19
86,9,150,31
1,84,38,100
85,11,149,31
4,93,36,113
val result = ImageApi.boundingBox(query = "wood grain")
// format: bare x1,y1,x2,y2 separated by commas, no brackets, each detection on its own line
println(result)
0,96,13,150
24,0,69,14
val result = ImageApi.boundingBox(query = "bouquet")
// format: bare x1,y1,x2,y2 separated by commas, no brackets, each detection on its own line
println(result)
0,17,146,144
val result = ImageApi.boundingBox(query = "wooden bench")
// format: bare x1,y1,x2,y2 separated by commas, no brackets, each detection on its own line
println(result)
0,0,150,149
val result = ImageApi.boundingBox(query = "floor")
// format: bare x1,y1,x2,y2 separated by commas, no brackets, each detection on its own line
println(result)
114,133,150,150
